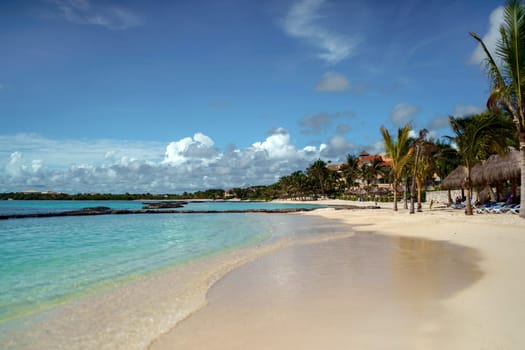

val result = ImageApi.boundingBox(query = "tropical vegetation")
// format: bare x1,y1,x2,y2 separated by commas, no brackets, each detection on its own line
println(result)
380,124,413,211
470,0,525,218
445,112,515,215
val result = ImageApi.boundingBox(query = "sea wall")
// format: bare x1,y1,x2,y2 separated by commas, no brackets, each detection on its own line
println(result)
426,190,463,203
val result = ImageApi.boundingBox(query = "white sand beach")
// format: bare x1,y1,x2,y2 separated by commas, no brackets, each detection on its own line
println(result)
149,200,525,350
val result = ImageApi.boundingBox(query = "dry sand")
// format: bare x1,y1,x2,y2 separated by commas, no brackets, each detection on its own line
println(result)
149,200,525,350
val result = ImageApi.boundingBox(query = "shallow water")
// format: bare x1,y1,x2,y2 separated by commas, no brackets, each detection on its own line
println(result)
0,209,343,350
150,232,483,350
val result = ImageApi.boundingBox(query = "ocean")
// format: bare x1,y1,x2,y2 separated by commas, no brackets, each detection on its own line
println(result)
0,200,337,349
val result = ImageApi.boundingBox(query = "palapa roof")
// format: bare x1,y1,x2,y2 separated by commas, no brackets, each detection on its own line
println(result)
477,148,520,184
440,165,467,190
440,148,521,190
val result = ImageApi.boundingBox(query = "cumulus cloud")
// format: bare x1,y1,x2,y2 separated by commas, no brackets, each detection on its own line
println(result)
0,133,164,169
336,124,350,134
283,0,358,64
51,0,143,30
453,104,484,117
0,130,350,193
469,6,504,65
314,71,349,92
364,140,385,155
427,116,450,130
164,132,219,166
299,111,354,135
321,135,355,158
250,128,298,160
390,103,419,127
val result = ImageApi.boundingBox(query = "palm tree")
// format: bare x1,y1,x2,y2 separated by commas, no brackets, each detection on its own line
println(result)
415,139,438,211
409,129,428,214
368,157,385,185
470,0,525,218
360,164,373,186
446,112,515,215
381,124,413,211
434,139,461,204
307,159,329,199
341,154,360,189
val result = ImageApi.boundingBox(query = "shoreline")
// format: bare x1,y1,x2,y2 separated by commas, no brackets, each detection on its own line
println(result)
150,200,525,350
0,212,354,350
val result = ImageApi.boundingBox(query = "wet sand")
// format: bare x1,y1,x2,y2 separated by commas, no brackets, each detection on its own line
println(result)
149,202,525,350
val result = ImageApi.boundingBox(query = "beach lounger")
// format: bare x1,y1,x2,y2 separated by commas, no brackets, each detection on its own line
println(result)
489,202,508,214
476,203,493,214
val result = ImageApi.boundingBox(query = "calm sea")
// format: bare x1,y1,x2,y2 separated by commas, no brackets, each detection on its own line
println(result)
0,200,331,349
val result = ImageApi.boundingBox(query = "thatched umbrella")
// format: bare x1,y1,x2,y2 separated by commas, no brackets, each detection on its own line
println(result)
470,162,485,188
440,166,467,190
478,148,521,185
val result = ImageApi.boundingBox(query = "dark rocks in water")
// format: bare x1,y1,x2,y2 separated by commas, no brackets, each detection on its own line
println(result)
0,207,317,220
82,206,112,212
142,201,188,209
329,205,382,210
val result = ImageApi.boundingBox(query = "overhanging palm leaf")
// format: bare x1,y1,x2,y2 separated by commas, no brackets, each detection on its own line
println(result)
446,112,514,215
471,0,525,218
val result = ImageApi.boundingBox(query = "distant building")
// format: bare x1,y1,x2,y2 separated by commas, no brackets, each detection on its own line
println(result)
328,151,393,188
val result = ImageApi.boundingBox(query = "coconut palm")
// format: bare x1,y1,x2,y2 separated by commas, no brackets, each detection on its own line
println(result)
409,129,428,214
360,163,373,186
341,154,360,188
434,139,461,204
446,112,515,215
380,124,413,211
368,157,385,185
470,0,525,217
306,159,329,198
415,139,439,211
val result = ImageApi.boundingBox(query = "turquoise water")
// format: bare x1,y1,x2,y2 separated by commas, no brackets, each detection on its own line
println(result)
0,200,143,215
0,200,322,215
0,201,323,325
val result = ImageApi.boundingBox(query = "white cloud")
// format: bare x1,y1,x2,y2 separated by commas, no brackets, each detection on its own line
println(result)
0,133,164,170
0,130,377,193
390,103,419,127
250,128,297,160
52,0,142,30
336,124,350,134
284,0,358,64
453,104,484,117
427,116,450,130
2,130,352,193
365,140,385,155
469,6,504,65
164,133,219,166
298,111,354,135
322,135,355,157
314,71,349,92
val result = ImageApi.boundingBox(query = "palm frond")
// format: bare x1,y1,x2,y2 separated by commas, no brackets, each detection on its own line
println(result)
470,31,506,95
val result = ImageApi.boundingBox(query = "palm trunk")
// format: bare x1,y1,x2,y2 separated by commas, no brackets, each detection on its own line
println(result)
393,178,398,211
447,189,452,204
520,140,525,219
465,166,473,216
403,176,408,209
409,175,416,214
416,177,423,212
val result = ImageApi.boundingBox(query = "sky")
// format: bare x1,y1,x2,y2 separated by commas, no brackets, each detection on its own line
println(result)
0,0,505,193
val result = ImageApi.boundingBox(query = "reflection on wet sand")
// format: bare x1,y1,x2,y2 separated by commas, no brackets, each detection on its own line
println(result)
150,233,483,350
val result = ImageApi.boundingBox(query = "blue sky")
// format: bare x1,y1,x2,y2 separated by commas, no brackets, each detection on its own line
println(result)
0,0,504,193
